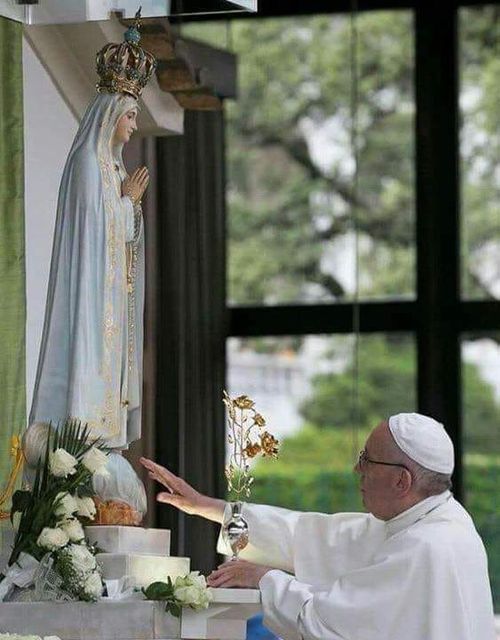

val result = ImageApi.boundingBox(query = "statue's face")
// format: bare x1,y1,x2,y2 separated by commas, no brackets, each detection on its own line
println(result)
114,108,138,145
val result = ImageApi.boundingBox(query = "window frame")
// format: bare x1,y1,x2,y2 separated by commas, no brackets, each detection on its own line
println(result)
182,0,500,503
175,0,500,503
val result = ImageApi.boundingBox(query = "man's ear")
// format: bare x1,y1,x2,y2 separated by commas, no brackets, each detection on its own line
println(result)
396,468,413,495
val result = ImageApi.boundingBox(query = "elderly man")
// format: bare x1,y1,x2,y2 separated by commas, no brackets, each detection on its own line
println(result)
141,413,496,640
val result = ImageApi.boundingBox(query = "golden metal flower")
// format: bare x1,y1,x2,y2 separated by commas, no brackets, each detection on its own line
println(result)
233,395,255,410
223,391,279,500
254,413,266,428
260,431,280,458
243,442,262,458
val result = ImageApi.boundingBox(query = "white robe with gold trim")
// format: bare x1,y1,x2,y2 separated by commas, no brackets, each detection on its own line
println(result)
29,93,144,449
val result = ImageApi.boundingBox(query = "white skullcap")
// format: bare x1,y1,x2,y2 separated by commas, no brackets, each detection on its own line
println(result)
388,413,454,474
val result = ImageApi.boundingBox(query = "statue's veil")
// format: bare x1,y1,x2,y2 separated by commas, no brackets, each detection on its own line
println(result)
71,92,137,174
30,92,144,449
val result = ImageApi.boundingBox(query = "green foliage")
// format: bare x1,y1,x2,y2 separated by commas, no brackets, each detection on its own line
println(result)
10,489,31,517
9,420,103,566
185,11,499,305
188,13,416,304
253,424,368,475
463,361,500,453
252,468,363,514
143,579,182,617
464,458,500,610
52,420,103,459
53,547,96,602
300,335,416,430
294,335,500,455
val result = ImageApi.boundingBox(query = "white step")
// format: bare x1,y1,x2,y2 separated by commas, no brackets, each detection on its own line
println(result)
0,593,261,640
84,525,170,555
97,553,190,588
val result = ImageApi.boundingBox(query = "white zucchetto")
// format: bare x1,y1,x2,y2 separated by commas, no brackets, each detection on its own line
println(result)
388,412,454,474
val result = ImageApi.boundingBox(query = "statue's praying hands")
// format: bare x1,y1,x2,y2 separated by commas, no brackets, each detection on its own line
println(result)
122,166,149,206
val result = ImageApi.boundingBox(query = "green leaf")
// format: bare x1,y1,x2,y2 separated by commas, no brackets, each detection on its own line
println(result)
167,602,182,618
142,581,174,601
10,490,31,519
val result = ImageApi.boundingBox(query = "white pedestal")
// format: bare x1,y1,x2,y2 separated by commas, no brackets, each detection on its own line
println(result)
182,589,262,640
84,526,171,555
97,553,190,588
0,590,261,640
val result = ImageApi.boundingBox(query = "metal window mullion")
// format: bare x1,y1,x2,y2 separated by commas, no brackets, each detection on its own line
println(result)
415,1,462,498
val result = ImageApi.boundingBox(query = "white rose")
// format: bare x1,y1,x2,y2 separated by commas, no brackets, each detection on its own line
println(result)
37,526,69,551
174,572,212,609
53,492,78,518
75,495,96,520
67,543,97,573
82,570,103,599
82,447,108,476
187,571,209,590
175,571,208,591
175,585,199,605
176,585,212,609
59,518,85,542
49,448,78,478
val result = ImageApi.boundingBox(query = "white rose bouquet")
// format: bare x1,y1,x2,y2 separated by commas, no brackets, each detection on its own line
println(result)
1,420,108,602
142,572,213,617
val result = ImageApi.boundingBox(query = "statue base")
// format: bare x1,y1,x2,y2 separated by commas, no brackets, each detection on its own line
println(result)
0,590,261,639
85,525,188,588
97,553,190,588
84,525,170,554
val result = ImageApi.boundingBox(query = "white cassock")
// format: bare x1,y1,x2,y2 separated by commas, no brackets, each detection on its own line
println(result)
219,491,496,640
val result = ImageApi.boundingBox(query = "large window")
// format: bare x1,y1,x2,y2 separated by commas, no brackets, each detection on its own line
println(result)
221,10,416,518
184,3,500,613
185,12,415,306
226,13,415,306
460,6,500,300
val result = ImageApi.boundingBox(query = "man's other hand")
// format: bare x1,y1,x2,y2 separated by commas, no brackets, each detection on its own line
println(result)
207,559,272,589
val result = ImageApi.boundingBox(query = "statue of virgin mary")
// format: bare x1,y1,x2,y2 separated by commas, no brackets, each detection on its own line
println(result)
28,16,156,451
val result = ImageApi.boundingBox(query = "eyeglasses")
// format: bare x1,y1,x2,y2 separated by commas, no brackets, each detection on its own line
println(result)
358,449,410,472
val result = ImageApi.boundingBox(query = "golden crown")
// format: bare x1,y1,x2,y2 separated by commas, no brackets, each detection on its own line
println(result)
96,8,157,100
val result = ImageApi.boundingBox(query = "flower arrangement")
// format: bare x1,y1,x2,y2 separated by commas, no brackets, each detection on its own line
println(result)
142,572,213,617
223,391,280,499
0,420,108,602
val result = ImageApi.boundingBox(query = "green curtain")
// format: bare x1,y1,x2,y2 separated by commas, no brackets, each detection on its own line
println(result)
0,17,26,514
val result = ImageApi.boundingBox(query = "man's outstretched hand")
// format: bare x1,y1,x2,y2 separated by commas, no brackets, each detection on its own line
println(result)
207,559,272,589
140,458,274,589
139,457,226,523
